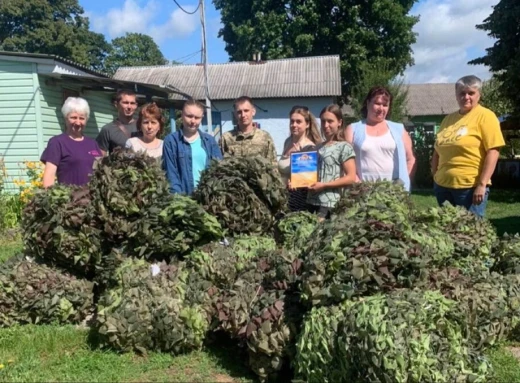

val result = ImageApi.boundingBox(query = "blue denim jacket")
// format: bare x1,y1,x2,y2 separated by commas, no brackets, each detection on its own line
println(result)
162,130,223,195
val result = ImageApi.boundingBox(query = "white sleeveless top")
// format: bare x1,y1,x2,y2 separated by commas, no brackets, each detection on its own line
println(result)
358,131,398,182
125,137,163,159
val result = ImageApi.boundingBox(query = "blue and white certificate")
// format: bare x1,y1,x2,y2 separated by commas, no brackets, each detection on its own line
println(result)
290,151,318,188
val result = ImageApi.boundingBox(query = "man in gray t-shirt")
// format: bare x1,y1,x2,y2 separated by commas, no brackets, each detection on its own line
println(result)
96,89,139,155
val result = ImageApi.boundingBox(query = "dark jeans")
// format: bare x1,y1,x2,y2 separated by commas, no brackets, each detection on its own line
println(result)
433,182,489,218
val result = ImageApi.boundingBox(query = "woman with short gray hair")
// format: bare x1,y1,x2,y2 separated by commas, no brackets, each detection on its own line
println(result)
431,75,505,217
41,97,102,187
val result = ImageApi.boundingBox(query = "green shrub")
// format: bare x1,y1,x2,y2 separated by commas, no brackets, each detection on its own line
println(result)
0,194,23,231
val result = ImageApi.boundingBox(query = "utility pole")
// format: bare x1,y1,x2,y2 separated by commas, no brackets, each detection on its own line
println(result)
200,0,212,134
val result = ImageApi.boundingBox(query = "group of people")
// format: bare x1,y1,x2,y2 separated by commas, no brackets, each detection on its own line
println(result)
40,74,505,219
274,88,416,220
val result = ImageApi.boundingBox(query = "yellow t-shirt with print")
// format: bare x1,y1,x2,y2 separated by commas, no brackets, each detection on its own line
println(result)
434,104,505,189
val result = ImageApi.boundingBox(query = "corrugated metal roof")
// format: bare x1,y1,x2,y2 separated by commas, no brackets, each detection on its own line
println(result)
0,50,109,78
113,55,342,100
406,83,458,116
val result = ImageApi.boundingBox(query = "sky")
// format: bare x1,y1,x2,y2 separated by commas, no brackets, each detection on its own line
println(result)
82,0,499,84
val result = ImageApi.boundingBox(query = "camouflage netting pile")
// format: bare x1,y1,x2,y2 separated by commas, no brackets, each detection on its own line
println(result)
194,157,288,235
22,149,223,287
414,203,498,274
12,162,520,383
295,290,490,383
185,239,305,381
95,258,209,355
89,149,171,245
290,182,520,383
274,211,319,252
90,149,222,262
333,180,413,217
22,184,103,277
417,268,520,349
300,206,455,307
0,255,93,327
492,233,520,275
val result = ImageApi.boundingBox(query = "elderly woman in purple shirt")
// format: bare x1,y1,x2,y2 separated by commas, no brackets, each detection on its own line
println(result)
41,97,102,187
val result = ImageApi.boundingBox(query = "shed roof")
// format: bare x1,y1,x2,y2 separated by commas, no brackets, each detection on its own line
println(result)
43,73,188,107
0,50,109,78
406,83,458,116
113,55,342,100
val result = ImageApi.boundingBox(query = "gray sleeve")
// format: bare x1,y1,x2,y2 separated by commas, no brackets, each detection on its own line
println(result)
96,126,111,152
339,142,356,163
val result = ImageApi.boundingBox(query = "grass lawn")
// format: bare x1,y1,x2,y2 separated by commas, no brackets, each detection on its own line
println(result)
0,189,519,382
0,325,256,383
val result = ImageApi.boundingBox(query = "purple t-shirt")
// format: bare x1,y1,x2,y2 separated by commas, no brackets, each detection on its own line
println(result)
41,133,102,186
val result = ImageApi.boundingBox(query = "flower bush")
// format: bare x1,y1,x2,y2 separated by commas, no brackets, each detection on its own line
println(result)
0,160,44,231
13,161,44,204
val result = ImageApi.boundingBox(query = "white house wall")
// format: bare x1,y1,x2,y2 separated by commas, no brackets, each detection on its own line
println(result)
211,97,333,157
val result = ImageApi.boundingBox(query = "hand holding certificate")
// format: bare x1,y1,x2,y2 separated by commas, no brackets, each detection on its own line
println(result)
290,151,318,188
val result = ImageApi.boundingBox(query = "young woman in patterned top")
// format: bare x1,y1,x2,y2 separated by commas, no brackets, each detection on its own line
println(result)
306,104,357,220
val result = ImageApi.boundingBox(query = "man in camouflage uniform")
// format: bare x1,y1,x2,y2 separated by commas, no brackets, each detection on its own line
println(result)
220,96,278,165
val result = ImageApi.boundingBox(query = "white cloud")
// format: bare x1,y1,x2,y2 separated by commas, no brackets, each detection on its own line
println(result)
148,8,199,43
89,0,198,43
404,0,498,83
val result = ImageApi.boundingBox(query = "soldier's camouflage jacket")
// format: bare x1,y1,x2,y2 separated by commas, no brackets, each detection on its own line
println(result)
219,127,278,165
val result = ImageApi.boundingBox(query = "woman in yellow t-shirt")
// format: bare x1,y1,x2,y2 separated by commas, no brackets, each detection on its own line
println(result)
431,75,505,217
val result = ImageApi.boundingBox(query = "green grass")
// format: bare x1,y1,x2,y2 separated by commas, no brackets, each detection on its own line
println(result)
0,241,22,263
0,230,22,263
0,325,256,382
487,344,520,382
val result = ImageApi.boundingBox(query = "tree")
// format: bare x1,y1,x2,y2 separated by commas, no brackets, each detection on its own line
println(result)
480,77,513,118
104,33,168,75
213,0,419,98
349,61,409,122
470,0,520,117
0,0,110,71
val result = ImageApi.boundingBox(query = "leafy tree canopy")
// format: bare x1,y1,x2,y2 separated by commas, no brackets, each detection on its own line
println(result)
349,61,409,122
480,76,514,118
0,0,110,71
213,0,419,98
470,0,520,117
104,33,169,76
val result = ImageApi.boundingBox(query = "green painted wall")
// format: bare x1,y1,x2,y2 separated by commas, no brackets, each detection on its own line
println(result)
38,77,116,142
0,59,39,191
81,90,118,138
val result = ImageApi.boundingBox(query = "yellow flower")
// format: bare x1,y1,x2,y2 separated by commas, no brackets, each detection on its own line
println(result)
0,364,5,369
